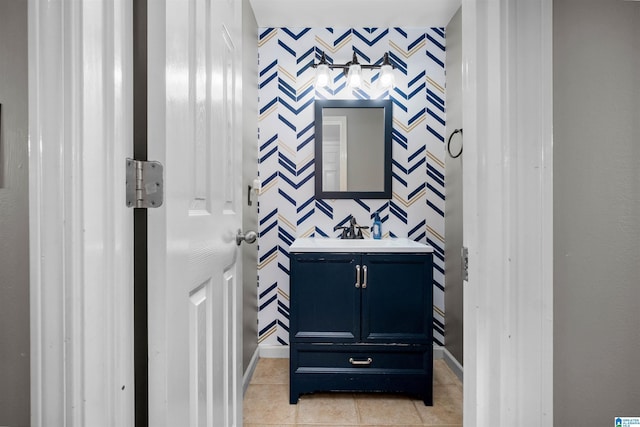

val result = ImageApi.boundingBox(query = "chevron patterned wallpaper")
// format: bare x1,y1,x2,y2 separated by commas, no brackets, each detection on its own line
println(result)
257,27,447,347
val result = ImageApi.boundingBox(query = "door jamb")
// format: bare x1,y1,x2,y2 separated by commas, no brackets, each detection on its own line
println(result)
461,0,553,425
29,1,135,425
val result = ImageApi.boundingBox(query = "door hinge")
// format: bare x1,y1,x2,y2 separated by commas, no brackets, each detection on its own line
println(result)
126,158,164,208
461,246,469,281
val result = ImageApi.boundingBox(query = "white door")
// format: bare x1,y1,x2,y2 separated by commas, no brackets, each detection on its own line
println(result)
147,0,244,426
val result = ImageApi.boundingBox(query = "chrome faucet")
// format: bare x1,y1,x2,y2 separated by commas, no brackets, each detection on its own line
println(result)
334,217,369,239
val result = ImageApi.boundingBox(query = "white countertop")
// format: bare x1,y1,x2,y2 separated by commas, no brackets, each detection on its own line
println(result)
289,237,434,253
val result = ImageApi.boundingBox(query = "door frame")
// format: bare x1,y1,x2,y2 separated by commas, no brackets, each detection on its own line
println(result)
28,0,553,425
28,1,135,425
462,0,553,425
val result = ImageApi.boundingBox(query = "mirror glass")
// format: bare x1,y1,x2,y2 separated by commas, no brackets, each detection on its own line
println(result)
315,99,392,199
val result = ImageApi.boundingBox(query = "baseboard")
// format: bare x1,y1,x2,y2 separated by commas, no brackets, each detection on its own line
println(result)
433,344,444,360
442,348,464,382
242,346,260,396
258,344,290,359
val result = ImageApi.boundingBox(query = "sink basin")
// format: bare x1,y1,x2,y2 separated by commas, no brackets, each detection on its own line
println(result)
289,237,434,253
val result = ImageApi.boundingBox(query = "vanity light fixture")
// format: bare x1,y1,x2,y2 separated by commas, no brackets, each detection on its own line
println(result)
346,53,362,88
314,52,331,88
378,54,395,90
313,50,395,90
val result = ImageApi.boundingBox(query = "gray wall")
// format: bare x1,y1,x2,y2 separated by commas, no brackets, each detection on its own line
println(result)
444,7,463,365
0,0,30,425
554,0,640,425
242,0,259,373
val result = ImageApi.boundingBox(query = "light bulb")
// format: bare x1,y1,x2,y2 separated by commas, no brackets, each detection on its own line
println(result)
378,64,395,89
315,63,330,88
347,64,362,88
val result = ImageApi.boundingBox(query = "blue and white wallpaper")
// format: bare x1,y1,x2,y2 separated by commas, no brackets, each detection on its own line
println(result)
257,27,447,347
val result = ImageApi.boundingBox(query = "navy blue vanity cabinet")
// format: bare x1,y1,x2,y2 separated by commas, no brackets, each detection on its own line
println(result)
289,251,433,405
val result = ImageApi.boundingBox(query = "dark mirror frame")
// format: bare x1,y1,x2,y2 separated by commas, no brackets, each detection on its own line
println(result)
314,99,393,199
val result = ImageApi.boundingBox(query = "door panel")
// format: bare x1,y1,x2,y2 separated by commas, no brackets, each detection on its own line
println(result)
361,254,433,343
290,254,360,343
188,281,209,427
222,268,238,426
147,0,242,425
221,26,238,211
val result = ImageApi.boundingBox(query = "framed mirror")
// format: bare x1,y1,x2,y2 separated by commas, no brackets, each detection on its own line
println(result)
315,99,392,199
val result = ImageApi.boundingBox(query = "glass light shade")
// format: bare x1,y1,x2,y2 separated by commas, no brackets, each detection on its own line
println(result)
378,64,395,89
315,63,330,88
346,64,362,88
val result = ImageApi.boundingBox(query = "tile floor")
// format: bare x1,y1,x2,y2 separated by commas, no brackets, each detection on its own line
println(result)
243,358,462,426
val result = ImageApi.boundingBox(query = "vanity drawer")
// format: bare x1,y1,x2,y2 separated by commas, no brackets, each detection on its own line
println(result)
294,345,428,372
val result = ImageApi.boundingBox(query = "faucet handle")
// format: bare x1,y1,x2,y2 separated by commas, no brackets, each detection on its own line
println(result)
334,225,349,239
355,225,369,239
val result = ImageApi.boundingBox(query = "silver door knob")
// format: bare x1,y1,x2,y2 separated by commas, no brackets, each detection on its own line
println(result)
236,229,258,246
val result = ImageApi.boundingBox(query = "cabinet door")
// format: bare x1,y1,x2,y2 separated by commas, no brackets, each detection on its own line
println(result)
361,253,433,343
290,253,360,343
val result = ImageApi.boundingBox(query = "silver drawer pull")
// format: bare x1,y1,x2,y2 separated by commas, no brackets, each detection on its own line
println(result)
362,265,367,288
355,265,361,288
349,357,372,366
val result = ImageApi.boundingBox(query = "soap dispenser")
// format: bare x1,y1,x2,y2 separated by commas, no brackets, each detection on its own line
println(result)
372,212,382,240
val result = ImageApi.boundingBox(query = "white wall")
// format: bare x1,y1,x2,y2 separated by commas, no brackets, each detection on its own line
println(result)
0,0,30,424
554,0,640,424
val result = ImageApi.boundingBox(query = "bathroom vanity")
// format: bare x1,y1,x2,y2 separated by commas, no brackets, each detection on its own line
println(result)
288,237,434,405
